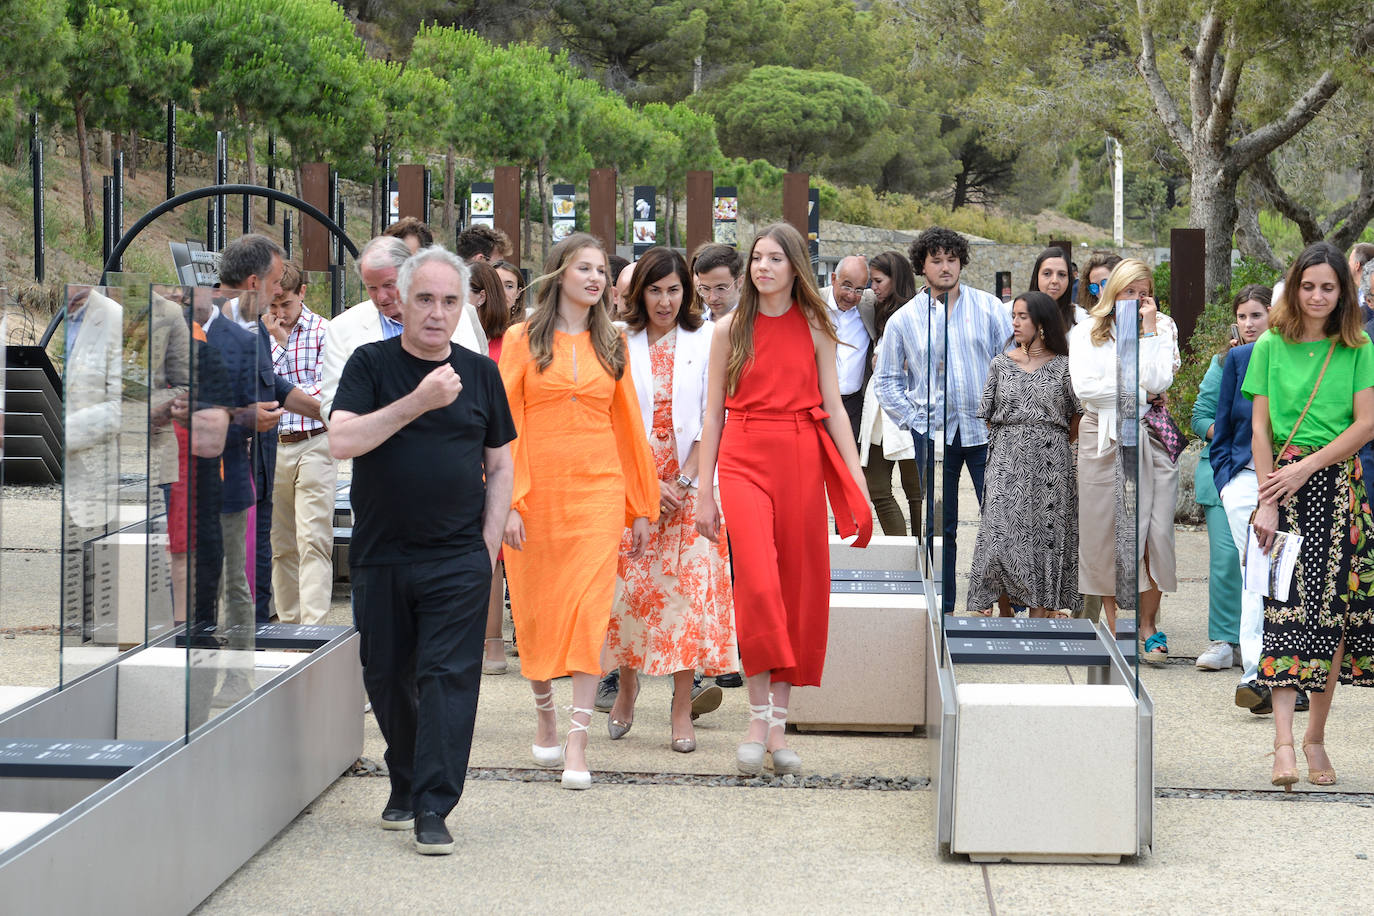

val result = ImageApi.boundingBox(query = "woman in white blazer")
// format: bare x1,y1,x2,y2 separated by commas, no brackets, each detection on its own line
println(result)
607,247,738,753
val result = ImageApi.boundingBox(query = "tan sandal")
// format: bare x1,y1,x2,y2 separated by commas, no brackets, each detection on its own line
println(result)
1302,740,1337,787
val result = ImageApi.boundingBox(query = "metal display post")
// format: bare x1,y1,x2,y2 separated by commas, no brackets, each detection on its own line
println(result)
30,114,43,282
165,102,175,200
266,134,276,225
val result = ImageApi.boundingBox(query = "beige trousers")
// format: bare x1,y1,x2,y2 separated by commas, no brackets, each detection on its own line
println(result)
270,433,338,624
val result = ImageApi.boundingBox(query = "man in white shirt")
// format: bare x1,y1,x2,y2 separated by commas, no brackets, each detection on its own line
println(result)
319,237,486,422
691,243,743,321
822,255,878,443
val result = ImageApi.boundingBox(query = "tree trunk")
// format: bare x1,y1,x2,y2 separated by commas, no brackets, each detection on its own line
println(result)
1234,179,1282,271
537,157,550,262
1189,157,1239,297
370,170,380,238
238,103,257,186
126,128,138,179
100,128,112,169
12,92,23,164
951,168,969,210
444,146,455,236
75,99,96,234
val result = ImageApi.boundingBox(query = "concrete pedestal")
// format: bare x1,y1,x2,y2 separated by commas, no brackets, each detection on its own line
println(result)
115,647,309,741
0,812,58,853
951,683,1138,862
91,531,173,646
829,534,919,571
791,595,927,732
0,687,45,717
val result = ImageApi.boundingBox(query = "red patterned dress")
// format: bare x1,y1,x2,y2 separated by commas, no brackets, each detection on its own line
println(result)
610,329,738,675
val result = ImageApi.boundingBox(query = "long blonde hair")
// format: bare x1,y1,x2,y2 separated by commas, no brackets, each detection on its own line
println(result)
524,233,626,378
1088,258,1152,346
726,223,837,394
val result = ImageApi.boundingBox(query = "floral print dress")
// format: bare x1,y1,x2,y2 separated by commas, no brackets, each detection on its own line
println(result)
609,329,738,676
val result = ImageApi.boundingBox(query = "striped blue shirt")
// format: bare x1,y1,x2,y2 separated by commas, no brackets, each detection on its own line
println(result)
378,312,403,340
874,284,1012,445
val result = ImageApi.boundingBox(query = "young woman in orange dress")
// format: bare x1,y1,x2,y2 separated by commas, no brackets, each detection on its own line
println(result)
606,247,738,754
499,233,658,790
696,223,872,776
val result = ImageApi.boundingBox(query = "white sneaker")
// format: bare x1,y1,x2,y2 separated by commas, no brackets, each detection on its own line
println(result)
1195,641,1234,670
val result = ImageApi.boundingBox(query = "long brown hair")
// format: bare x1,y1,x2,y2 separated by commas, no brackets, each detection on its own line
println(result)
624,246,702,333
524,233,626,378
468,261,510,340
1267,241,1364,348
726,223,837,395
1088,258,1152,346
870,250,916,338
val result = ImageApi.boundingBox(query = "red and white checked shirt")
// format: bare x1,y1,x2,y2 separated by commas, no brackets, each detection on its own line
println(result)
271,308,328,434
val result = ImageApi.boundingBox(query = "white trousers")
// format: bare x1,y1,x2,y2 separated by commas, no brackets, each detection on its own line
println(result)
1219,469,1263,681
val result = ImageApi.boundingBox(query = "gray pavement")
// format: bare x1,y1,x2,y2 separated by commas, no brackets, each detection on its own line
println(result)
3,485,1373,914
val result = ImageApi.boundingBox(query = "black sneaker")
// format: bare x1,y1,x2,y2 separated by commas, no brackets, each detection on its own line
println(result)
414,811,455,855
715,672,744,688
594,670,619,713
1294,688,1310,712
381,790,413,830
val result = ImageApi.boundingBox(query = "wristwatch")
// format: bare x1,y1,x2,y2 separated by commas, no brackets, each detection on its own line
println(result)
676,473,693,488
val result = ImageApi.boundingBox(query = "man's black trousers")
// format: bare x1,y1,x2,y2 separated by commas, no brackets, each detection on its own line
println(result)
353,550,491,818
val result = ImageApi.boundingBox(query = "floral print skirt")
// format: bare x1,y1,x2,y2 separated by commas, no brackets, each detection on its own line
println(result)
1259,450,1374,691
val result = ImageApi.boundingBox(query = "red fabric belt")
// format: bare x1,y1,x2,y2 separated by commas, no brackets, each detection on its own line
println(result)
726,407,872,548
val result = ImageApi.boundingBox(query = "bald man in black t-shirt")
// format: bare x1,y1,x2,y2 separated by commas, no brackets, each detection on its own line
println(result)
332,246,515,856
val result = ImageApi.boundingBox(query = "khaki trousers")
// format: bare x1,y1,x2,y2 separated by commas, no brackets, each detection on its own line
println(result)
270,433,338,624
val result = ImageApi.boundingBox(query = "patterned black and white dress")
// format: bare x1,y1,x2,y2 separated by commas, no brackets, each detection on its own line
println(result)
967,353,1083,612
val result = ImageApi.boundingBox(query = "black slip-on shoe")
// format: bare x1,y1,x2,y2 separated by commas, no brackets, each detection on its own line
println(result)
414,811,454,855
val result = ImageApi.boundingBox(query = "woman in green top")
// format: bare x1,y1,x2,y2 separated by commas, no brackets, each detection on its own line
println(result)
1244,241,1374,792
1190,285,1271,672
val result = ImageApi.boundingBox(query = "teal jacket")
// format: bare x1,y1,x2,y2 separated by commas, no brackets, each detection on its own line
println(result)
1190,355,1223,507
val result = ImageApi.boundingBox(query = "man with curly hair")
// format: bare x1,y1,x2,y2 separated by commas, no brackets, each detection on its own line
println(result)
874,226,1011,613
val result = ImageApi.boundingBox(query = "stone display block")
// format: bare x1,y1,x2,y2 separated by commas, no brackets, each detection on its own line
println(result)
0,687,45,717
951,683,1138,862
60,646,121,681
790,591,927,732
91,531,172,646
0,812,58,853
115,648,309,741
828,534,919,572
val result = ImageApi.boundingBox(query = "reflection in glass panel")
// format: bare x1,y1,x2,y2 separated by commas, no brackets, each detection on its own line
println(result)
1115,299,1141,692
59,284,126,678
183,285,260,731
1,290,63,692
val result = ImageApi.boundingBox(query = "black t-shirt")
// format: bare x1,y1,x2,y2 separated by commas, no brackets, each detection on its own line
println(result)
333,337,516,566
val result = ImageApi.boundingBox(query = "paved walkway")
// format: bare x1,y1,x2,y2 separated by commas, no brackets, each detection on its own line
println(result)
3,491,1372,914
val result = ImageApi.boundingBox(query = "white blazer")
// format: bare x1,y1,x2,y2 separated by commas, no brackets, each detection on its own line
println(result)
626,324,712,486
319,299,487,421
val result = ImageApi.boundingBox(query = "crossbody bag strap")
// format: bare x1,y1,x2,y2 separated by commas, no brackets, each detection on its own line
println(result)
1276,339,1337,458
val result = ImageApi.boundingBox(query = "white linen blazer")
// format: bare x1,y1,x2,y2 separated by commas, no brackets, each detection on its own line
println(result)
626,324,712,486
319,299,487,421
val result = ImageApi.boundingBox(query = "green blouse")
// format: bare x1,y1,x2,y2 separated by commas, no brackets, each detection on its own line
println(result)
1241,329,1374,449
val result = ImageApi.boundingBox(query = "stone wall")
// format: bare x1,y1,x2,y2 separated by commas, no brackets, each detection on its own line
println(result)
812,219,1159,296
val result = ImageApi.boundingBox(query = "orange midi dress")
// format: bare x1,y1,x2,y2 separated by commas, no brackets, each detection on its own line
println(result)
719,304,870,686
499,324,659,681
610,330,738,677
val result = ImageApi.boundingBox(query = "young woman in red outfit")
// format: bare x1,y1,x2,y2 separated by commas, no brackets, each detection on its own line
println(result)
696,223,872,776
